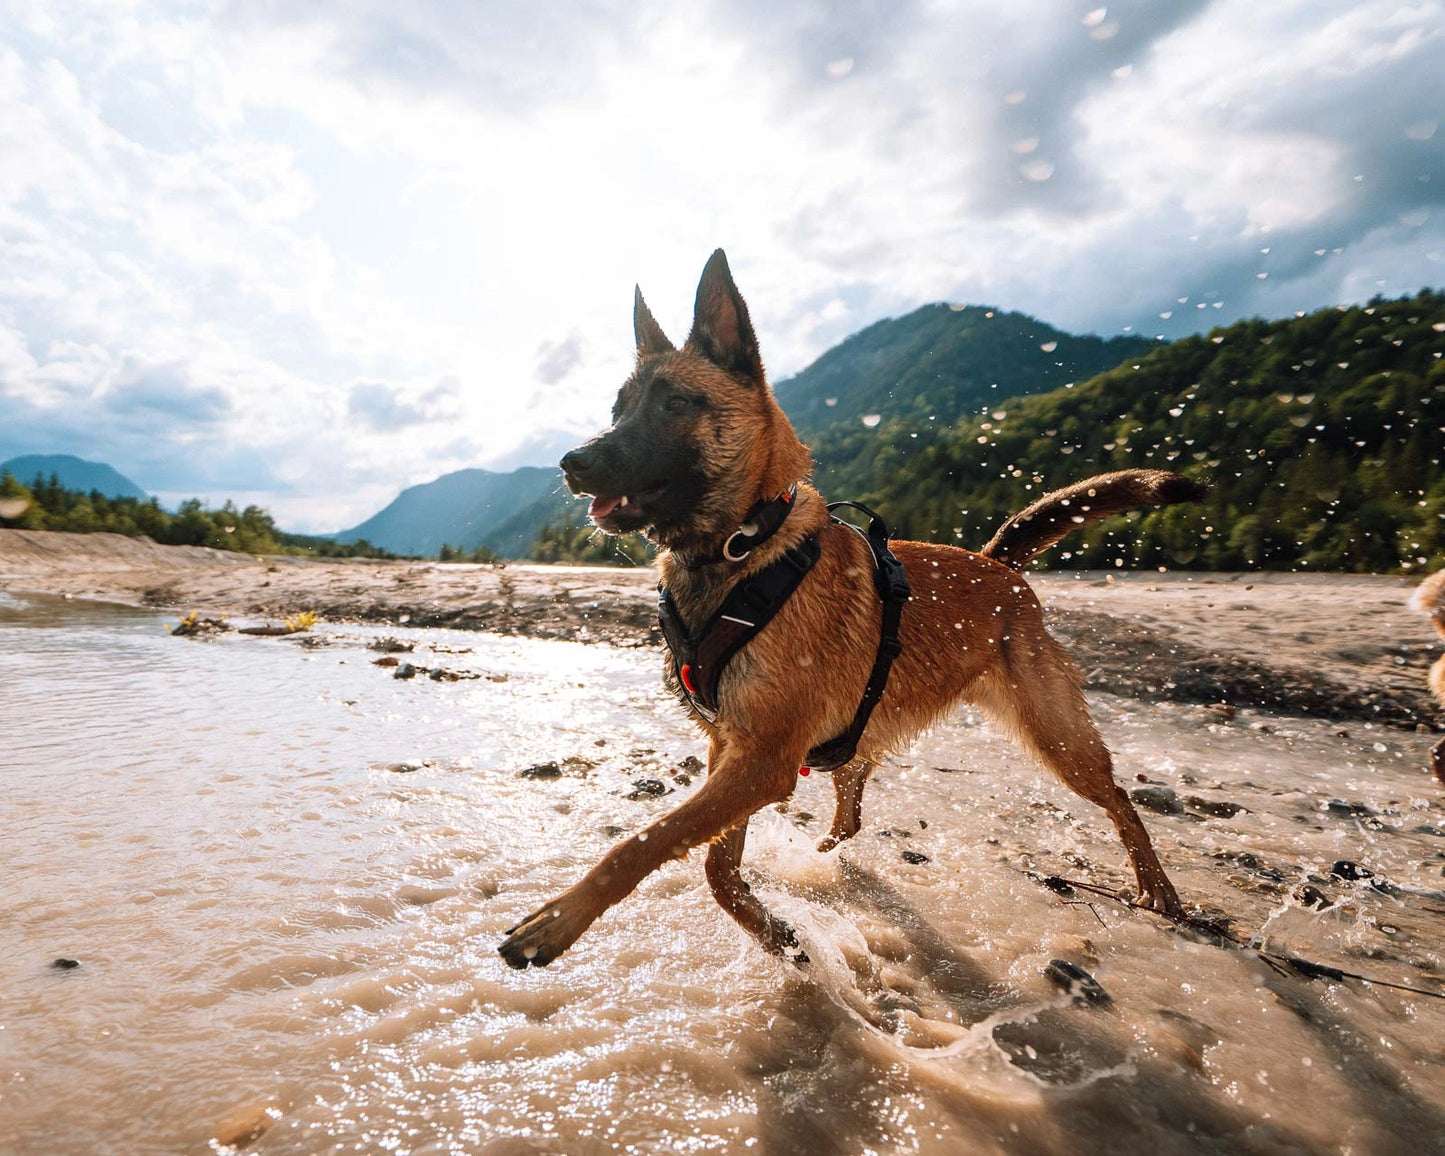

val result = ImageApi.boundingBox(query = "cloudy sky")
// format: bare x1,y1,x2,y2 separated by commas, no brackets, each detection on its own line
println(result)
1,1,1441,531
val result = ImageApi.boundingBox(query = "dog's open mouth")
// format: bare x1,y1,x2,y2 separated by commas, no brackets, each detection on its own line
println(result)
587,482,667,530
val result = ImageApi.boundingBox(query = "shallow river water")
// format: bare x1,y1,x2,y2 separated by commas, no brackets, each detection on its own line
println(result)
2,592,1444,1155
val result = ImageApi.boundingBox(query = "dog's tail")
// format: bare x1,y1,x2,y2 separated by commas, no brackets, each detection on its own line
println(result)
979,469,1206,570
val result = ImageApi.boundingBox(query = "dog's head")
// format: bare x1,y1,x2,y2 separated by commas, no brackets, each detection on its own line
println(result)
560,250,810,551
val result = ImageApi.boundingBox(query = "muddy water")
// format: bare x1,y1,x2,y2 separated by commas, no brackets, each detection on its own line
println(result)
2,592,1444,1155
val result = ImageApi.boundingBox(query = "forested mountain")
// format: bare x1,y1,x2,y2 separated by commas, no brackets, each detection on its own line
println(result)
333,466,564,558
772,303,1155,433
809,290,1445,572
0,454,148,500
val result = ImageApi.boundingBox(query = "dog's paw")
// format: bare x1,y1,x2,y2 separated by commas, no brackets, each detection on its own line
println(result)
1132,885,1184,920
497,900,586,969
816,829,857,854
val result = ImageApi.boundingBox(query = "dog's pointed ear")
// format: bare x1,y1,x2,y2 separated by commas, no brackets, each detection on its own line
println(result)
686,249,763,381
634,287,674,358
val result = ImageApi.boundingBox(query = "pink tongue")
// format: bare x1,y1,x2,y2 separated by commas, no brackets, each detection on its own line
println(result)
589,495,623,518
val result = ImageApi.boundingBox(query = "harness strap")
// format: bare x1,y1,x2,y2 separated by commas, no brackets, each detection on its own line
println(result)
802,502,910,772
658,537,821,719
656,500,909,771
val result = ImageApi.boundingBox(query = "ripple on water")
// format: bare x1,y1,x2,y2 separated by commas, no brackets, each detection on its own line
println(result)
2,595,1444,1154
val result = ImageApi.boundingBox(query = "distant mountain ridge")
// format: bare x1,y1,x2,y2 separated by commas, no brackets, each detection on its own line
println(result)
333,466,567,557
772,303,1156,433
1,454,148,500
333,304,1162,558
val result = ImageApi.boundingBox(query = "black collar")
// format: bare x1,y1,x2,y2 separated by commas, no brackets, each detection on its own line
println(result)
677,485,798,569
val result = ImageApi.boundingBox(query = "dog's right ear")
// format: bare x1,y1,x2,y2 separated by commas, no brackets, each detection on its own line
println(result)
686,249,764,382
634,287,675,358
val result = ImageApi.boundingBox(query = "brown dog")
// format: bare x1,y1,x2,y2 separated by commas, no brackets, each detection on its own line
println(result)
1410,569,1445,785
499,250,1199,968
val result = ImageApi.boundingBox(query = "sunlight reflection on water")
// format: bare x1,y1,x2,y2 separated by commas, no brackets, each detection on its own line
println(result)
2,594,1443,1154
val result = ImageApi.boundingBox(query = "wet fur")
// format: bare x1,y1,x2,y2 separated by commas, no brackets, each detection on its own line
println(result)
499,250,1196,969
1409,570,1445,786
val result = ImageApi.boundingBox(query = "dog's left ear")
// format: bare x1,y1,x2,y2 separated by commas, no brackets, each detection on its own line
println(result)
686,249,764,382
634,287,675,358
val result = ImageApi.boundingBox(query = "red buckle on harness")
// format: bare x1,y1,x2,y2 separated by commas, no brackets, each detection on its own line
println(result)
679,663,697,695
798,766,810,776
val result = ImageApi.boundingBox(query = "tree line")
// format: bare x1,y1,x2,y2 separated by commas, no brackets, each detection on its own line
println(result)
805,289,1445,573
0,471,398,559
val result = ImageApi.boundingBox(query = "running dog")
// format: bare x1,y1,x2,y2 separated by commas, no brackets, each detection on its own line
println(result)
499,250,1200,968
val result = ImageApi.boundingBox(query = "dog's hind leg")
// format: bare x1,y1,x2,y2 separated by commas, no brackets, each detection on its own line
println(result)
1431,736,1445,787
706,823,808,961
978,653,1182,916
817,761,874,853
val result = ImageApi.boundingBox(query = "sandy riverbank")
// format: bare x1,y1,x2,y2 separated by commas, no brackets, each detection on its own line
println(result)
2,527,1440,729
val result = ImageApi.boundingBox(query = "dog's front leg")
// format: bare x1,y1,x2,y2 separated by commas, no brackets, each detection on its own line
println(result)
705,823,808,963
498,752,799,969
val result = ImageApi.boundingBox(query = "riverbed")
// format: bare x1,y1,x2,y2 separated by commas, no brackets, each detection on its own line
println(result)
2,592,1444,1155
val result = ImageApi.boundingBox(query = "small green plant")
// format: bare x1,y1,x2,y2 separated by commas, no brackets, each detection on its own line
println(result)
284,610,318,633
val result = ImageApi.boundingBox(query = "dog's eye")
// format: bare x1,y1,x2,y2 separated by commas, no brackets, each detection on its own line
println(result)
665,394,691,413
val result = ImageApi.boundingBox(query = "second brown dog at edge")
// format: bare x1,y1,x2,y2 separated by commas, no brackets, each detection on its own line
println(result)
499,248,1204,970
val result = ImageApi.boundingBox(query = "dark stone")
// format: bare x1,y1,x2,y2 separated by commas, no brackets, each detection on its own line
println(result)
1324,798,1374,818
369,637,415,653
520,762,563,780
393,663,420,680
677,755,704,773
1184,796,1245,819
1329,859,1374,881
51,958,80,970
1294,885,1332,909
901,850,930,865
1044,959,1111,1005
626,778,671,800
1130,785,1183,815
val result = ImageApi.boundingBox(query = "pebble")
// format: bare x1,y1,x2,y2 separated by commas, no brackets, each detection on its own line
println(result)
1294,884,1332,909
1129,785,1183,815
626,778,671,800
51,958,80,970
1183,796,1245,819
1329,859,1374,881
1044,959,1111,1005
519,762,563,780
901,850,930,865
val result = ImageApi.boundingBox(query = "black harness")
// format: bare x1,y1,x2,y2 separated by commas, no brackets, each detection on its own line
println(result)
657,498,911,774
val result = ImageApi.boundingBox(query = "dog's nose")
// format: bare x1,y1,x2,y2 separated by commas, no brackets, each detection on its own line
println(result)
560,446,594,476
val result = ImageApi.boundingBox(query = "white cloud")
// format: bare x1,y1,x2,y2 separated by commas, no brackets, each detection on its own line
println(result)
0,0,1440,531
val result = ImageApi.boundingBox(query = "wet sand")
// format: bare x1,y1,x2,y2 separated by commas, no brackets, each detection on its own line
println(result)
2,528,1439,729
